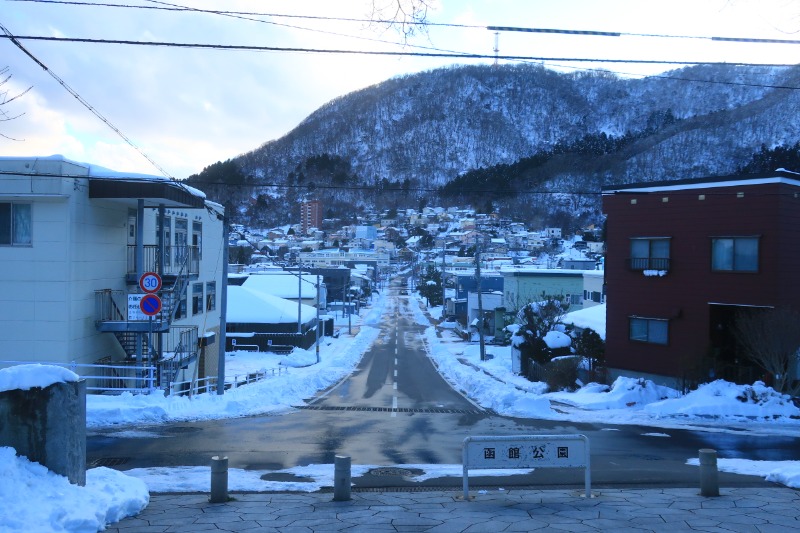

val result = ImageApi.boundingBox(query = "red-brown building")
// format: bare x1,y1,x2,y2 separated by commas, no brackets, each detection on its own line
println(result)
300,199,322,235
602,171,800,389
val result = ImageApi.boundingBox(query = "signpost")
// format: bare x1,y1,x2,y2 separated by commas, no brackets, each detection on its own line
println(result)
139,293,162,316
462,434,591,500
139,272,162,293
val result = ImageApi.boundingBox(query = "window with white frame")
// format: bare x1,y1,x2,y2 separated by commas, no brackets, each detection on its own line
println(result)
176,286,187,319
0,202,32,246
711,236,759,272
629,237,670,271
192,283,204,315
629,317,669,345
205,281,216,311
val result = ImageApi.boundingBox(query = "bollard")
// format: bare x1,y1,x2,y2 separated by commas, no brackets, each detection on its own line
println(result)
210,455,229,503
699,448,719,497
333,455,352,501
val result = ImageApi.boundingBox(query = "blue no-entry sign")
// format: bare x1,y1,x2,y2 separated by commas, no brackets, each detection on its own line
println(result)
139,293,162,316
139,272,162,293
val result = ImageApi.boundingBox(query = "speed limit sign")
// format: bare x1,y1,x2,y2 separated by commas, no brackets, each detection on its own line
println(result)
139,272,162,293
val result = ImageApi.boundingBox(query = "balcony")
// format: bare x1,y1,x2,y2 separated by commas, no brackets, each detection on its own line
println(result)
628,257,671,271
127,245,199,282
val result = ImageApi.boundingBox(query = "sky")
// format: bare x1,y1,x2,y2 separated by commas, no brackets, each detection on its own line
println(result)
2,0,800,179
2,281,800,531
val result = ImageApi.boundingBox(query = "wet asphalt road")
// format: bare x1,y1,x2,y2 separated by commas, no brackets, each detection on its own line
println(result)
87,284,800,489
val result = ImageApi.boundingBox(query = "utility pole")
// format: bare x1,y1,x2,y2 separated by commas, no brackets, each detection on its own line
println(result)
441,245,447,317
297,260,302,335
315,273,320,363
217,212,229,395
476,235,486,361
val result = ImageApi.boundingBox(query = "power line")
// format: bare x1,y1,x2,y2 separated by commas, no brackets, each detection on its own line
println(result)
8,0,485,29
0,23,175,179
2,34,799,72
5,171,799,198
7,0,482,61
13,0,800,45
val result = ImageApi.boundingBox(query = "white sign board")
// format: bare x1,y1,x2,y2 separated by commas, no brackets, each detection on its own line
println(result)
128,294,147,321
462,434,590,499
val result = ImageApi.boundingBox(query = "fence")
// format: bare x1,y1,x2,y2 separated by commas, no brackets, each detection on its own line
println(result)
0,360,157,394
1,360,289,397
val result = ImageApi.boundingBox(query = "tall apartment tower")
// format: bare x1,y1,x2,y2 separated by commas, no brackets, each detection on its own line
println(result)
300,199,322,234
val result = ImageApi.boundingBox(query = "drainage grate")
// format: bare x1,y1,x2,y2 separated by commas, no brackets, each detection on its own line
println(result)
298,405,486,416
89,457,131,468
368,467,420,477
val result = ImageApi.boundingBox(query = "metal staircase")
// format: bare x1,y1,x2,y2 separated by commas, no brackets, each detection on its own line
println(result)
95,246,200,390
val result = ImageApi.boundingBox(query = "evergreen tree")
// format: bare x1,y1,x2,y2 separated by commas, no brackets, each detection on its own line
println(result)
417,264,443,307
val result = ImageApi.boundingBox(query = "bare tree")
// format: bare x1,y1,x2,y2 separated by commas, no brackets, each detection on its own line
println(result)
367,0,434,42
1,66,31,141
733,307,800,395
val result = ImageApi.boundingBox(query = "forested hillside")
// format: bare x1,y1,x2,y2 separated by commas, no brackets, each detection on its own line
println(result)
186,62,800,230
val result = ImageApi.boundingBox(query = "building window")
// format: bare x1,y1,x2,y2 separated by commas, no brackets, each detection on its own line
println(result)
176,286,187,319
0,202,32,246
192,221,202,260
629,317,669,345
629,237,670,271
192,283,204,315
711,237,759,272
206,281,216,311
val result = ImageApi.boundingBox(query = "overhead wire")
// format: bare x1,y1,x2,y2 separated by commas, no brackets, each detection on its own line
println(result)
0,22,175,178
11,0,800,44
4,0,800,181
6,170,798,199
2,34,799,72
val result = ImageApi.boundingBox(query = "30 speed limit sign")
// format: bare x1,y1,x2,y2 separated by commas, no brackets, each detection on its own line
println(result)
139,272,162,293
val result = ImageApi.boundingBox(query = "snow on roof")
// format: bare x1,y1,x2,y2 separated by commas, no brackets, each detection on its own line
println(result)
562,304,606,339
602,171,800,194
227,286,316,324
0,154,207,199
0,364,79,393
242,272,316,299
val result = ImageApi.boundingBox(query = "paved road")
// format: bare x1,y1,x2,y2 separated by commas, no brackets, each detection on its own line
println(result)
87,283,800,489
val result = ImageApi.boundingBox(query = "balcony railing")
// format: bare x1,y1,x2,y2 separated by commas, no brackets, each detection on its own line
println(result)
628,257,671,271
127,245,199,277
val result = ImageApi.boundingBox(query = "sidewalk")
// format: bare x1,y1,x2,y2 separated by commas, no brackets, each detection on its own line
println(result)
105,486,800,532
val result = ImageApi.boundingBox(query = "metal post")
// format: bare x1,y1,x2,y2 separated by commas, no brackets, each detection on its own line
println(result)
699,448,719,497
210,455,229,503
315,274,320,363
136,199,145,386
475,236,486,361
298,260,303,335
441,246,447,317
333,455,351,501
217,213,229,395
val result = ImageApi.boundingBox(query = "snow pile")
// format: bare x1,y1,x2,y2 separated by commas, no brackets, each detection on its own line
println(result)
0,447,148,532
0,364,79,392
686,457,800,489
543,330,571,349
87,326,380,428
645,380,800,419
549,377,682,410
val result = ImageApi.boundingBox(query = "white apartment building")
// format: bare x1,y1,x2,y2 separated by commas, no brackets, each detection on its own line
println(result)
0,156,225,392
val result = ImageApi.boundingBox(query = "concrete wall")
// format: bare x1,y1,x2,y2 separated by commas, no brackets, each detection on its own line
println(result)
0,380,86,485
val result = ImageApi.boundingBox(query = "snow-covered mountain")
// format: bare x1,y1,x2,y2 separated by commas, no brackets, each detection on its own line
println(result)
192,62,800,227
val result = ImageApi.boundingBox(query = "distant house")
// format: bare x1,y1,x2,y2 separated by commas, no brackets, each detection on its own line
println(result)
499,267,588,313
226,286,317,351
602,171,800,389
0,155,225,392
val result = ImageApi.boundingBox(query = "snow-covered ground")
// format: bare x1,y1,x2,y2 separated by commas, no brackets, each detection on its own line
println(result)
2,287,800,531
